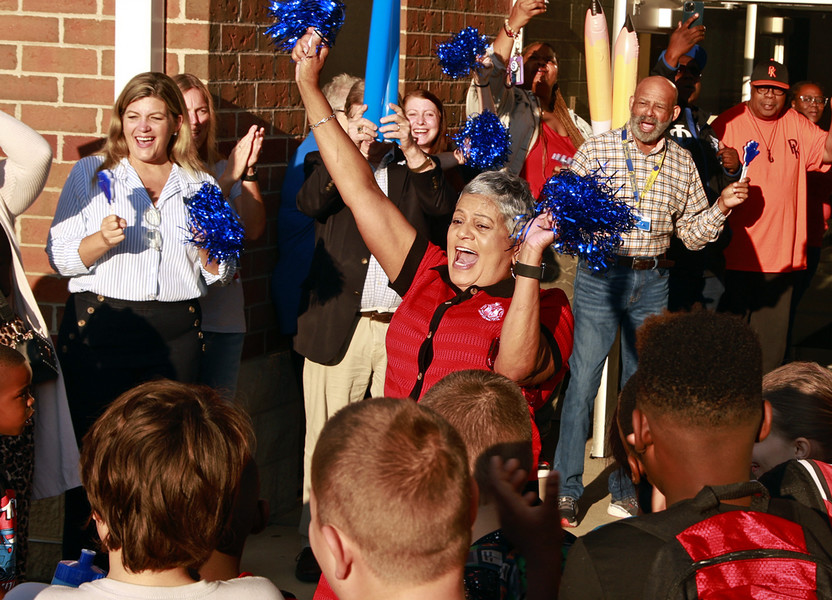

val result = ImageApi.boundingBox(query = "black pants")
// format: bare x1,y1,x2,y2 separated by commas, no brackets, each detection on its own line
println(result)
58,292,202,560
719,270,797,374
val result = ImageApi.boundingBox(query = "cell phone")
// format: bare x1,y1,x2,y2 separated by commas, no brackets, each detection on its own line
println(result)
683,1,704,27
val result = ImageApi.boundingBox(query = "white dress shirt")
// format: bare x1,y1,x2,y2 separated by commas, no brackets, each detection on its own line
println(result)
48,156,233,301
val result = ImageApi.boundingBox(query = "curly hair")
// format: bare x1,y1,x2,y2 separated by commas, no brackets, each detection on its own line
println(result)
633,309,762,427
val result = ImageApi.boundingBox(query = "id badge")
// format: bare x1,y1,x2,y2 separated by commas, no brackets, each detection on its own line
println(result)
508,55,524,86
633,212,652,232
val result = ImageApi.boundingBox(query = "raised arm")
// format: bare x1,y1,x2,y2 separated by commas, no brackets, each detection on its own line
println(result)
0,110,52,217
494,212,558,385
824,127,832,164
293,32,416,282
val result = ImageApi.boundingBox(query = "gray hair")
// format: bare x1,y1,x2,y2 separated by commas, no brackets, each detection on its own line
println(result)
460,171,535,235
322,73,361,112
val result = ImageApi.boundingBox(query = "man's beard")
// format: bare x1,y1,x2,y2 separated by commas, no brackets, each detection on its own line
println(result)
629,114,672,144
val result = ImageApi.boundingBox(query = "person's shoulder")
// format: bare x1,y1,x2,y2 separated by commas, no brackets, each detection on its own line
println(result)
214,576,285,599
711,103,746,126
30,584,87,597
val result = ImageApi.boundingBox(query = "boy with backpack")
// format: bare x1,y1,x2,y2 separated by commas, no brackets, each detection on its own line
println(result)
560,309,832,599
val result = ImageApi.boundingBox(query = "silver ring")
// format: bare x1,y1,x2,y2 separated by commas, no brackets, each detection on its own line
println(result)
357,125,363,133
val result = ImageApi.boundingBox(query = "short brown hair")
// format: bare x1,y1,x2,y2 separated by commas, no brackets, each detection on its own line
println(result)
763,362,832,462
100,72,203,176
81,380,254,572
634,309,762,427
312,397,472,585
420,370,532,498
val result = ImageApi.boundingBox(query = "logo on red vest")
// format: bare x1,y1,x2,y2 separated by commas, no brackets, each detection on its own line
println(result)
479,302,505,322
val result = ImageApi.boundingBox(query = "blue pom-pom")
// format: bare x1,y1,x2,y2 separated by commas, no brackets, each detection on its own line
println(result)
435,27,488,79
184,182,245,265
265,0,346,52
529,169,636,271
453,111,511,171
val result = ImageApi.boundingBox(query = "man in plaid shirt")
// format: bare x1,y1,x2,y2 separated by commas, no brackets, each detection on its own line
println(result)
554,76,749,527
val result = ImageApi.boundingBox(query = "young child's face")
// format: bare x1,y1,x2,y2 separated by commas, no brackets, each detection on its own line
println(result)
0,363,34,436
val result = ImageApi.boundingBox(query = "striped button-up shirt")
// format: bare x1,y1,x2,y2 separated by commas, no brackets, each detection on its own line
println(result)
48,156,232,301
571,126,727,257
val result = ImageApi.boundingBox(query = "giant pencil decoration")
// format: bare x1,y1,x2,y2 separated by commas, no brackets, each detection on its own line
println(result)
363,0,400,139
584,0,612,135
610,15,638,130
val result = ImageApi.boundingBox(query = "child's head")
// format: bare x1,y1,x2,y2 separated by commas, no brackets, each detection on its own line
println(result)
310,397,472,592
752,362,832,478
420,369,532,501
628,310,764,493
81,380,254,573
0,346,33,436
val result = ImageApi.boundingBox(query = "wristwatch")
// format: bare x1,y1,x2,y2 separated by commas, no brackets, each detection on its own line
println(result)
241,166,258,182
513,262,547,280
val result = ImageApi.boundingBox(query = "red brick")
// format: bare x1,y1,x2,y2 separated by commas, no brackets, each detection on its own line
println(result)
62,135,105,161
256,82,290,108
21,105,98,134
218,82,255,110
165,53,180,76
0,45,15,70
242,276,268,305
240,1,270,23
247,302,275,331
23,46,97,75
182,54,209,80
19,245,55,275
222,24,258,52
0,104,16,117
26,190,60,218
216,112,236,139
211,0,240,23
0,75,58,102
19,216,52,246
185,0,210,21
0,0,18,9
64,77,114,106
43,163,74,190
166,0,181,19
208,54,239,80
240,54,274,81
102,0,115,16
239,110,272,136
1,16,59,43
168,23,211,51
28,275,68,306
22,0,96,13
64,18,114,46
100,50,114,77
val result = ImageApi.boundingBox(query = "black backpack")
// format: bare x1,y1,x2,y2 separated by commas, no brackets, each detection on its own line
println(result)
623,481,832,599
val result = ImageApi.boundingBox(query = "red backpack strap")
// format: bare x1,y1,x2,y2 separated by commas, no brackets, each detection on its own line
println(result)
797,460,832,523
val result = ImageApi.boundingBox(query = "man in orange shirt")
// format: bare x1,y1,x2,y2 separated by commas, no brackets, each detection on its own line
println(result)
712,59,832,372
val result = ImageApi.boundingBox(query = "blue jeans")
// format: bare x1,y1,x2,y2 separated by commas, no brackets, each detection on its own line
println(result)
199,331,246,400
554,261,669,501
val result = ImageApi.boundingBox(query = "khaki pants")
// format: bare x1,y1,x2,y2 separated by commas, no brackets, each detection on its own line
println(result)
298,316,389,540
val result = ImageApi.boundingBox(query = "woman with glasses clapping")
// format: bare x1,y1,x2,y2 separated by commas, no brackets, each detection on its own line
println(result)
47,72,234,556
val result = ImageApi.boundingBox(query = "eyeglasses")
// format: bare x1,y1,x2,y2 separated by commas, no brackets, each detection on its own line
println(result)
753,86,785,97
144,206,162,251
796,95,828,106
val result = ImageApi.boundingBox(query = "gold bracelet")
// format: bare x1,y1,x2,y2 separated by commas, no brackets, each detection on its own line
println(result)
409,156,434,173
504,19,521,39
309,112,336,130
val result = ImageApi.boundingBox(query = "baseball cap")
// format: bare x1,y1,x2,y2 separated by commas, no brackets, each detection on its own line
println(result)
750,59,789,90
